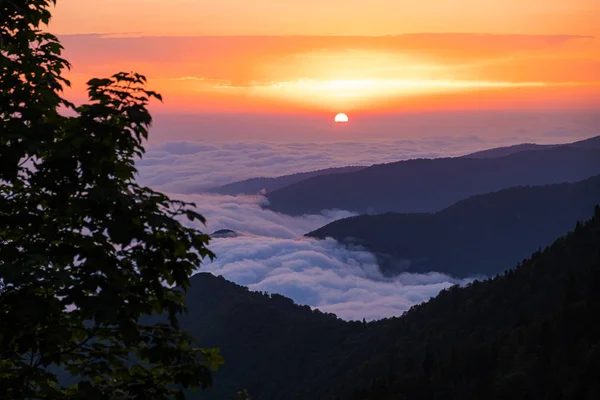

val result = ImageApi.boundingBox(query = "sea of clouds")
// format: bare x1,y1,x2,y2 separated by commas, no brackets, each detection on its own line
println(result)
171,192,469,321
136,137,553,321
136,137,511,193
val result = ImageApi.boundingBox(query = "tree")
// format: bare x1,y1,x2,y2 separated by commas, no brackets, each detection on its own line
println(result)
0,1,222,398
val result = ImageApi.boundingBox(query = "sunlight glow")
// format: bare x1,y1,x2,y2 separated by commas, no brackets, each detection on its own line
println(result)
57,33,600,113
214,78,562,110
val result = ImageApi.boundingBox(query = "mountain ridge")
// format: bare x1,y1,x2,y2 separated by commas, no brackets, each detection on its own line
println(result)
306,175,600,277
200,165,366,196
265,145,600,215
201,136,600,199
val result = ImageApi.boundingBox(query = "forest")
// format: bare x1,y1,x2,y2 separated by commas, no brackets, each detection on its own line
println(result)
179,206,600,399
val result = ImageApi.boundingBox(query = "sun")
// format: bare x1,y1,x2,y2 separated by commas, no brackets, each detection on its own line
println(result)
334,113,349,123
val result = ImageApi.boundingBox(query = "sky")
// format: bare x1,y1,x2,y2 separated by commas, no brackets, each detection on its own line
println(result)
49,0,600,141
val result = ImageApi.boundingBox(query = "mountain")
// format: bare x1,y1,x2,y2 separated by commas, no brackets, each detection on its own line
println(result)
179,273,362,400
570,135,600,150
322,205,600,400
181,206,600,399
264,145,600,215
463,135,600,159
202,166,366,196
306,175,600,277
463,143,557,159
203,136,600,198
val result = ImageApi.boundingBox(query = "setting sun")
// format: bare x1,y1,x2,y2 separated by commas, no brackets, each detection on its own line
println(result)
334,113,349,123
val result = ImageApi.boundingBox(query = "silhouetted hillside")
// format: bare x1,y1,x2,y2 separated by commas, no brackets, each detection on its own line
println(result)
569,135,600,150
265,146,600,215
463,135,600,159
307,175,600,277
210,229,240,238
463,143,557,158
180,206,600,399
319,205,600,400
202,166,365,195
180,273,362,400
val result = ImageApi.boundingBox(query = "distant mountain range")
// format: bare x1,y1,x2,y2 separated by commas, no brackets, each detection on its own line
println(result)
264,138,600,215
180,207,600,399
307,175,600,277
202,166,365,196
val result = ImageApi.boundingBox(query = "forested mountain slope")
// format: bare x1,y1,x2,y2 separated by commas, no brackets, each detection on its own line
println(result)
307,175,600,277
181,205,600,399
331,205,600,400
265,146,600,215
180,274,363,400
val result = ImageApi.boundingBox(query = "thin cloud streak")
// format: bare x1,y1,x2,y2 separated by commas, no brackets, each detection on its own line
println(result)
56,33,600,112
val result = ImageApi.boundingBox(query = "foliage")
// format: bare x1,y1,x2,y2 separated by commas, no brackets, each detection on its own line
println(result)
1,1,221,398
236,389,252,400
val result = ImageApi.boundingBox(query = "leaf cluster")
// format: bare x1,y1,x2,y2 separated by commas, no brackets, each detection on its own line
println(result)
1,2,221,399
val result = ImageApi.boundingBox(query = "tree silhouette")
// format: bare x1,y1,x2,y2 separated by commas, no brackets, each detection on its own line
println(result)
1,1,221,398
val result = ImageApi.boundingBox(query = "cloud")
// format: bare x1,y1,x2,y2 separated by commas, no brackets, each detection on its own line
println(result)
137,139,460,192
139,139,473,192
135,132,589,320
200,234,468,321
164,191,469,321
175,193,355,238
136,132,596,192
59,34,594,74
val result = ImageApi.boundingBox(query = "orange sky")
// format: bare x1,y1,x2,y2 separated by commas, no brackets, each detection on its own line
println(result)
50,0,600,114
